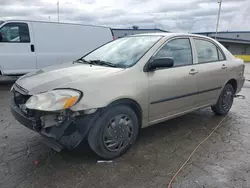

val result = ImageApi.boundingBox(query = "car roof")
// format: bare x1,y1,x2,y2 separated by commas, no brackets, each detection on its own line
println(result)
132,32,212,39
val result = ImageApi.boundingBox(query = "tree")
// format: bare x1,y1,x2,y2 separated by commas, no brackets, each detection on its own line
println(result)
132,25,139,30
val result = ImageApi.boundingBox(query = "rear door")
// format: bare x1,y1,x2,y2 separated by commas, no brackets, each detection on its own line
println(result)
148,37,198,123
191,37,229,106
0,21,36,75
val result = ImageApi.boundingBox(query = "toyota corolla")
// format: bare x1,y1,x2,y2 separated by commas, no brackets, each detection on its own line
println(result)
10,33,245,159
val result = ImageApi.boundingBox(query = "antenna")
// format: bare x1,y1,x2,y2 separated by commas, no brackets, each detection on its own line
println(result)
188,20,197,33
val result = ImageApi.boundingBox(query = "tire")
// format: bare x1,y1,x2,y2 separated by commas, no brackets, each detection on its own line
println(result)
211,84,235,115
87,105,139,159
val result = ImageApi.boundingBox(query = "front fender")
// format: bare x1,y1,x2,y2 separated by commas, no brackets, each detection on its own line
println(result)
69,70,149,127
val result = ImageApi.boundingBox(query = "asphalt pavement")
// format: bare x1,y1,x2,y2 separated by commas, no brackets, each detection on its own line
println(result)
0,64,250,188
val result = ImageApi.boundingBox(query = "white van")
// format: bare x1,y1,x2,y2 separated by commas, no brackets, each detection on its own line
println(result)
0,20,114,77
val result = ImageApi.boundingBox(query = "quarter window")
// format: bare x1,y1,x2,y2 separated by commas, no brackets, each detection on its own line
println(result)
154,38,193,67
194,39,225,63
218,49,225,61
0,23,30,43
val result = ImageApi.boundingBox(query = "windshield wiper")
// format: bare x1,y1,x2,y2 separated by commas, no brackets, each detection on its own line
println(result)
89,60,117,67
74,59,119,68
73,58,91,64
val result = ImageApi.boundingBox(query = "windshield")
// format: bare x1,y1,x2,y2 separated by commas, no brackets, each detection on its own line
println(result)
0,21,3,26
83,36,162,68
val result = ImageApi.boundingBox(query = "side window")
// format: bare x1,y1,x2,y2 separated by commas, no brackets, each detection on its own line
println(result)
154,38,193,67
0,23,30,43
194,39,221,63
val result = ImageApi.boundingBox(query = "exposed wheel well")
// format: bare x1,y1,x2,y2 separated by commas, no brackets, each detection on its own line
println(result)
227,79,237,92
108,99,142,127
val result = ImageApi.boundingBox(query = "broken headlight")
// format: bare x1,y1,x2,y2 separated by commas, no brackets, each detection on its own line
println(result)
25,89,82,111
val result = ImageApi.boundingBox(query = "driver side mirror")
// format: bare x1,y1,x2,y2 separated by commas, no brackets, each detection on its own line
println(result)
146,57,174,71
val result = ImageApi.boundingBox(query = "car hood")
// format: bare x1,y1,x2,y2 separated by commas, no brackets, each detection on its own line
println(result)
16,62,125,94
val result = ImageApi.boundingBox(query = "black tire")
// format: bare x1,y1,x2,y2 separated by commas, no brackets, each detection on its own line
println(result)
211,84,235,115
87,105,139,159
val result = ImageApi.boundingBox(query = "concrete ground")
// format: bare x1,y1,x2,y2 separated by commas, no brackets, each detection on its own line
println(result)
0,64,250,188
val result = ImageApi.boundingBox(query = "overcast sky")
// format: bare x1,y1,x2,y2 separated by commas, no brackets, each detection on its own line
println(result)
0,0,249,32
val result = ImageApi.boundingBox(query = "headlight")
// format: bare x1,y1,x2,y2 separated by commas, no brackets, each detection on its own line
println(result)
25,89,81,111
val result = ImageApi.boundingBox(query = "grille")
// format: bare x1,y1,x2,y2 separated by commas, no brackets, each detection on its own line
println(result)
12,84,42,129
12,88,35,118
13,90,31,106
12,84,31,106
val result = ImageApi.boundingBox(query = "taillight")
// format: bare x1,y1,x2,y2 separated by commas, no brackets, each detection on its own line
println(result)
112,35,116,40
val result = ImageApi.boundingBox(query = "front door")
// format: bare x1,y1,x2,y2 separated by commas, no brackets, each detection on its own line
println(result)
192,38,229,106
148,38,198,123
0,22,36,75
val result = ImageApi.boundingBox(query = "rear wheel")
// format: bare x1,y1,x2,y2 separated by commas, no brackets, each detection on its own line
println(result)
211,84,235,115
87,105,139,159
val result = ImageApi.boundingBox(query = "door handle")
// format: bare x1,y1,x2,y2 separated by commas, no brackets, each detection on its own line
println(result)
221,64,227,69
30,44,35,52
189,69,198,75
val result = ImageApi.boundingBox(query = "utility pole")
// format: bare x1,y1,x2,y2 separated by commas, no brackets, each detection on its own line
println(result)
57,0,60,22
215,0,222,39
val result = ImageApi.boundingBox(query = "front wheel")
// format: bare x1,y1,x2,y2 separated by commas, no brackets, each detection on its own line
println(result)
211,84,235,115
87,105,139,159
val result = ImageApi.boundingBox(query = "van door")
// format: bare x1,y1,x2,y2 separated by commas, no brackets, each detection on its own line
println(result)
0,22,37,75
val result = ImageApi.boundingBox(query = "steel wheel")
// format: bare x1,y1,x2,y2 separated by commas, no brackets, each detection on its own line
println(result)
211,84,235,116
222,88,234,112
88,105,139,159
102,114,133,152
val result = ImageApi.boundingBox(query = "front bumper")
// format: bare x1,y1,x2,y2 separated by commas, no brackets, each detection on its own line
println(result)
10,98,94,152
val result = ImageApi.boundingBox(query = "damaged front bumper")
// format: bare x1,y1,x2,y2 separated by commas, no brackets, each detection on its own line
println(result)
10,98,94,152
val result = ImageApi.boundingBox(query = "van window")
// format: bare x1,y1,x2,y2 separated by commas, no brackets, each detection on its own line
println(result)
0,23,30,43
